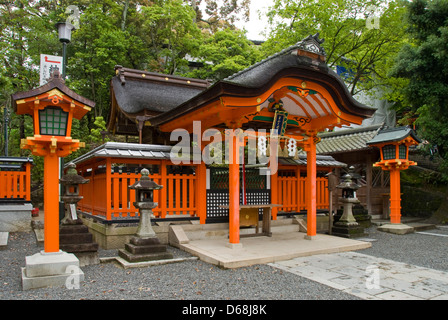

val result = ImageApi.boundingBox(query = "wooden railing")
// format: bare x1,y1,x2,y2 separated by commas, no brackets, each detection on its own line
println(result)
74,156,330,223
277,175,328,212
77,161,201,221
0,159,32,201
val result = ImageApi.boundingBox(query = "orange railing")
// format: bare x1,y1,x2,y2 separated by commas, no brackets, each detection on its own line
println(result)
0,159,32,201
76,159,205,222
277,174,328,212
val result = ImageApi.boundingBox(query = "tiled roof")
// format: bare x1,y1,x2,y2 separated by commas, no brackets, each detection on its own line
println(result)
366,126,421,145
279,154,346,167
111,66,211,115
70,142,173,164
316,124,382,155
70,142,345,168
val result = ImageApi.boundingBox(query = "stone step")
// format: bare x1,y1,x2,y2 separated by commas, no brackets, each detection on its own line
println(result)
59,233,94,244
407,222,437,231
118,249,173,263
124,243,168,255
59,224,89,234
169,217,304,247
60,242,99,253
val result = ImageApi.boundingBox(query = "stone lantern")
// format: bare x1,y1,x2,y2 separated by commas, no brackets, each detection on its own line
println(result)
129,168,162,238
59,162,99,266
60,162,89,224
332,167,367,238
118,168,173,264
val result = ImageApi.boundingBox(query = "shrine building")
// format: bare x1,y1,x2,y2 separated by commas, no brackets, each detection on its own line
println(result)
71,34,376,248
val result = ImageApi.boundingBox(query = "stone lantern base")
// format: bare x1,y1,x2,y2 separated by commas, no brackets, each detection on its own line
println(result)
331,224,368,239
332,198,368,239
118,236,173,263
118,205,173,263
59,219,99,266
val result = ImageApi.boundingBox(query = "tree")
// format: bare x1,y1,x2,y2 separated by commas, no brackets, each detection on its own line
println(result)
388,0,448,176
192,0,251,33
186,28,262,81
139,0,202,75
262,0,408,95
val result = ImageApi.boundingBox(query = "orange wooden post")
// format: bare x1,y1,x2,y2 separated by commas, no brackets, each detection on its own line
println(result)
160,161,167,218
25,162,31,201
90,165,95,216
270,170,278,220
175,174,181,214
196,163,207,224
305,135,317,238
228,134,240,244
43,153,60,253
106,158,112,220
389,168,401,224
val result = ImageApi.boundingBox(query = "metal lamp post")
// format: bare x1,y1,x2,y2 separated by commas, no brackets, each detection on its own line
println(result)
55,22,73,79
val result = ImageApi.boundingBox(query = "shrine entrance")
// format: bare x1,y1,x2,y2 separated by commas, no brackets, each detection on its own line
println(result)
148,34,375,246
206,166,270,223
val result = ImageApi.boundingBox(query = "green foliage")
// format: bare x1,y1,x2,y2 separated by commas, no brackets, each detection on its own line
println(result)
262,0,408,95
139,0,202,74
388,0,448,178
186,28,262,80
89,116,109,143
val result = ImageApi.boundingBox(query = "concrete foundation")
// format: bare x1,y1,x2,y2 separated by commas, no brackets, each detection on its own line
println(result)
79,213,171,249
0,203,33,232
21,250,84,290
378,223,415,235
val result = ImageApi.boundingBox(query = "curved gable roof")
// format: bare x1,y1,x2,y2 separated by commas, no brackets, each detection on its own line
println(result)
151,34,375,129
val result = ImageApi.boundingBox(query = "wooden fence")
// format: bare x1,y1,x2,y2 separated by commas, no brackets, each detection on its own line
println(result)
0,158,32,201
74,156,330,224
76,159,205,222
276,171,329,213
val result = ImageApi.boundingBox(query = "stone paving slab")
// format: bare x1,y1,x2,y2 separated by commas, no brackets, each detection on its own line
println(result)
269,251,448,300
178,231,371,268
0,232,8,248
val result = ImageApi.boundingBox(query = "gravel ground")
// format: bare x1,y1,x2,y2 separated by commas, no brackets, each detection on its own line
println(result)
1,224,447,301
359,225,448,272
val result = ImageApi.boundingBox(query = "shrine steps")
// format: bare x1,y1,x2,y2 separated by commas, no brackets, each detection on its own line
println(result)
168,217,304,246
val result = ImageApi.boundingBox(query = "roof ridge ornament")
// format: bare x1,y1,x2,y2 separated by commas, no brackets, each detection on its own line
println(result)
48,69,64,84
295,33,326,57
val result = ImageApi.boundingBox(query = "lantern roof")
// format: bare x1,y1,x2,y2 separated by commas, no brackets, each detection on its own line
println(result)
128,168,163,191
11,70,95,119
366,126,421,146
60,162,89,186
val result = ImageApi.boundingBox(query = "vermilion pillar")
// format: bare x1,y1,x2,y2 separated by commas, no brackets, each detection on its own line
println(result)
305,135,317,238
389,168,401,224
228,134,240,244
43,153,61,252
